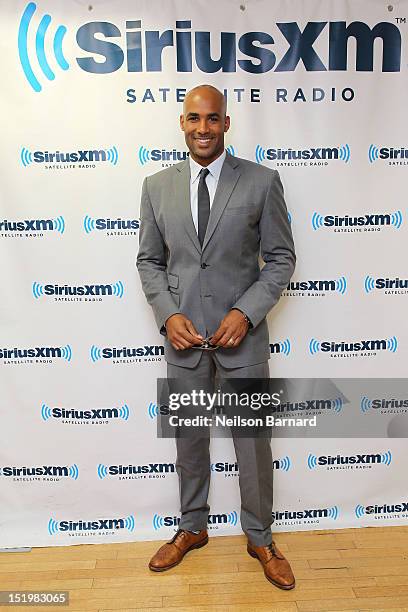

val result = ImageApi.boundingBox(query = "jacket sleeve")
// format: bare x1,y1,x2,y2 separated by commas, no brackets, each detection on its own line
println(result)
136,177,180,334
232,169,295,328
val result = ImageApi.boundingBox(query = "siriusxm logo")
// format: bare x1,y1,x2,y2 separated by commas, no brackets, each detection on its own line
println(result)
97,462,175,479
255,144,350,165
273,505,339,522
41,403,130,423
309,336,398,355
83,216,139,234
285,277,347,295
275,397,343,414
0,344,72,363
210,456,291,476
307,451,392,470
0,216,65,235
312,210,403,231
369,145,408,164
48,515,135,535
91,345,163,364
269,339,291,356
152,510,238,530
364,275,408,294
0,464,78,480
355,502,408,519
32,281,124,300
21,146,118,167
360,396,408,413
18,4,402,92
138,145,235,166
138,146,188,166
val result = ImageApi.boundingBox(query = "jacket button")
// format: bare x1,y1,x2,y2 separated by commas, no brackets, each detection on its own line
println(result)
201,263,208,269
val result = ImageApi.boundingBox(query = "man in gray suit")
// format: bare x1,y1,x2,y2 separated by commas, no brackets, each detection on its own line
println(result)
137,85,296,589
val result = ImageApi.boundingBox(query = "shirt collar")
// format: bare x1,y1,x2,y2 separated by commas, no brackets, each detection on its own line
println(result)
189,150,226,183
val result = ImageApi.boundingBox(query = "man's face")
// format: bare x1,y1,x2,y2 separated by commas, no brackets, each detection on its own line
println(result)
180,89,230,166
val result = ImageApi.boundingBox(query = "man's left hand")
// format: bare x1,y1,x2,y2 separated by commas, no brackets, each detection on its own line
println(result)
211,310,249,348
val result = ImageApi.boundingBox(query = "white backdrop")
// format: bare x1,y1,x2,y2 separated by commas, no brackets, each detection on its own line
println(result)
1,0,408,547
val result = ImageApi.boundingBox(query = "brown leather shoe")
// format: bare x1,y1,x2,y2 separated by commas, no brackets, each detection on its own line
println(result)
148,529,208,572
247,540,295,589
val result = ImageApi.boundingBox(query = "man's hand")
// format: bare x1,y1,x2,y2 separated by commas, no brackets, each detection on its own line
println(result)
211,310,249,348
165,314,204,350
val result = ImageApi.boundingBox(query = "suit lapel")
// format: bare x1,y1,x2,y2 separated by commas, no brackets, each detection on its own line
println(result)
202,153,241,251
174,159,201,254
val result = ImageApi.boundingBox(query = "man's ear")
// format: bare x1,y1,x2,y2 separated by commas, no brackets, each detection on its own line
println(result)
180,114,185,131
224,115,231,132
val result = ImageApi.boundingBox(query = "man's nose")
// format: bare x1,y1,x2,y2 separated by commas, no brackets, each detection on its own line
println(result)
197,119,209,133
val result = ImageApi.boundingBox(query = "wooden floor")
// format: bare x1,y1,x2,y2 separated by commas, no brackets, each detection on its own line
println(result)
1,526,408,611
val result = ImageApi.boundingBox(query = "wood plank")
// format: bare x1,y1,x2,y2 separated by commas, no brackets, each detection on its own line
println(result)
162,587,355,606
105,606,298,612
297,596,408,611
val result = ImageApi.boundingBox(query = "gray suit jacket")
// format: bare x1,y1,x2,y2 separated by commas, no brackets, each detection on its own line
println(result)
136,152,295,368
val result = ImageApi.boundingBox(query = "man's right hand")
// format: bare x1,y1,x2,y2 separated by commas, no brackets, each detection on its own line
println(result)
165,314,203,350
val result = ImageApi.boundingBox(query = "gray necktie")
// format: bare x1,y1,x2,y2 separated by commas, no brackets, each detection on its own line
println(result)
198,168,210,246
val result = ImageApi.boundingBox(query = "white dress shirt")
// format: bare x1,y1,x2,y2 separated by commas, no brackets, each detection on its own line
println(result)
189,150,226,233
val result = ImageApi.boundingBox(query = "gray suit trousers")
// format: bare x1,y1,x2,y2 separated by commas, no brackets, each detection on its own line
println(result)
167,353,273,547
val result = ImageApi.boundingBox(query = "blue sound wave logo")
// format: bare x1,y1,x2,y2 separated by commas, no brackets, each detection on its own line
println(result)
364,276,375,293
226,145,235,156
152,513,165,530
331,398,343,413
52,216,65,233
287,211,292,224
97,464,108,480
106,147,119,165
255,145,266,164
117,405,130,420
123,515,136,531
148,402,160,419
278,456,291,471
381,450,392,466
309,339,321,355
68,464,79,480
326,506,339,520
18,3,69,93
90,345,102,362
387,336,398,352
226,510,238,526
355,504,365,518
47,518,60,535
391,211,403,228
360,396,372,412
279,339,291,356
311,212,324,230
138,146,151,165
32,282,44,298
21,147,33,166
307,453,318,469
41,404,52,421
336,276,347,295
60,345,72,362
368,144,380,163
83,216,96,234
338,144,351,162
